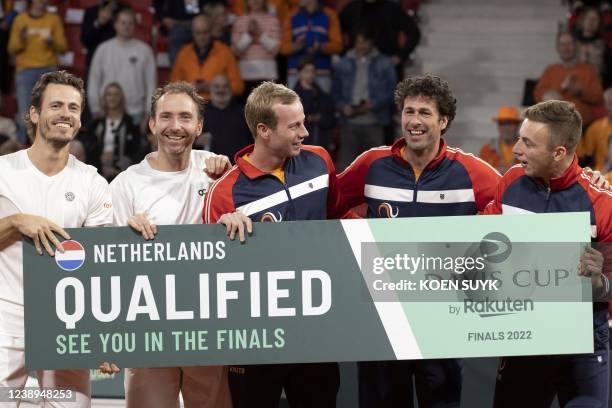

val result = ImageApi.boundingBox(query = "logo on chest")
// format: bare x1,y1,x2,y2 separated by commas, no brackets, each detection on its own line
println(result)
65,192,75,202
378,202,399,218
260,211,283,222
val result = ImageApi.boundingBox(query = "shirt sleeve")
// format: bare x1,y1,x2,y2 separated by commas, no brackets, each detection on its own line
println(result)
85,173,113,226
110,174,134,227
202,173,238,224
481,167,522,215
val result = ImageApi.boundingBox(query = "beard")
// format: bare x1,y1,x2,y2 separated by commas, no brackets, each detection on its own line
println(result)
37,120,78,149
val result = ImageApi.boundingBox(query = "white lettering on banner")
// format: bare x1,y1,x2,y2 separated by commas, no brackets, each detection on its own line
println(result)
93,241,226,264
56,278,85,329
268,271,296,317
55,270,334,329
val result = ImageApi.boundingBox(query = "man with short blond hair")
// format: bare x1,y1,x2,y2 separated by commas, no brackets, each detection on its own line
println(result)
485,99,612,407
203,81,349,407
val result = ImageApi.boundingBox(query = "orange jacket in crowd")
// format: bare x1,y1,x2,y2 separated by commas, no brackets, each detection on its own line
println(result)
533,62,603,125
170,41,245,99
577,116,611,171
479,142,516,174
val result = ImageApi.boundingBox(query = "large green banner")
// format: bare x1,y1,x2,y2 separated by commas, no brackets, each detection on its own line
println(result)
24,213,594,370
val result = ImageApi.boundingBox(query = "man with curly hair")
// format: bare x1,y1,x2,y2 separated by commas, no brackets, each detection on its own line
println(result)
338,73,502,407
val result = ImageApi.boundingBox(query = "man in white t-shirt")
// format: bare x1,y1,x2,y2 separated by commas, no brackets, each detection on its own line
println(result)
110,81,234,408
0,71,113,406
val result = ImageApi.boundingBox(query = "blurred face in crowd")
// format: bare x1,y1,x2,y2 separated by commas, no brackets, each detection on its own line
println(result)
298,63,316,88
30,84,82,147
103,84,124,113
192,15,212,50
401,96,447,153
581,9,600,37
497,121,519,145
206,3,228,37
513,119,558,179
557,32,577,63
247,0,266,13
260,101,308,159
301,0,318,12
114,11,136,41
210,75,232,109
355,34,374,57
149,92,203,160
30,0,48,11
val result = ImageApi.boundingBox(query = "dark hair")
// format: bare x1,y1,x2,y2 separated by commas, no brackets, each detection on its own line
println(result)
150,81,206,120
101,82,125,115
114,7,136,24
354,25,374,42
556,30,574,46
25,70,86,141
524,100,582,151
394,73,457,134
297,57,315,71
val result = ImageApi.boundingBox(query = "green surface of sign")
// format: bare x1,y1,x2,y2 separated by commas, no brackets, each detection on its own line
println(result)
24,213,594,370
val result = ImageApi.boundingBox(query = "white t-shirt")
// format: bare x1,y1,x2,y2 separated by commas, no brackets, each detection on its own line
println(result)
0,150,112,336
111,150,217,226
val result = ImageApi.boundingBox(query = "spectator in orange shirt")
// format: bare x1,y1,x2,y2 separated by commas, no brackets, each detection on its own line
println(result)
534,31,603,126
479,106,521,174
578,87,612,169
171,14,244,99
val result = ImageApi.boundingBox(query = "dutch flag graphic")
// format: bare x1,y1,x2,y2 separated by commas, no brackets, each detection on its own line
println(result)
55,240,86,271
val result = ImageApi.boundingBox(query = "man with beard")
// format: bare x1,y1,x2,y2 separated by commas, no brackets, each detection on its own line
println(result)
337,73,501,408
110,81,233,408
0,70,113,406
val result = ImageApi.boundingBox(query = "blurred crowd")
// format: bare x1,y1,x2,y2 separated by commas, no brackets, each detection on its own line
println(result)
1,0,611,183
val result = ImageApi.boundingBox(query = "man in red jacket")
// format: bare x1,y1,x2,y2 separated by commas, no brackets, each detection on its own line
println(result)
484,100,611,407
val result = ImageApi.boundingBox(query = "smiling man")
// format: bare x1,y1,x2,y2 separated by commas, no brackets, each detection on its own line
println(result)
0,70,113,406
203,81,350,407
110,81,232,408
337,73,501,408
484,100,612,408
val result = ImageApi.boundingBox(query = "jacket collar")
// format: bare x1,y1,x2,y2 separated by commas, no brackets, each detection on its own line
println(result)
544,155,581,191
391,137,448,171
234,144,286,180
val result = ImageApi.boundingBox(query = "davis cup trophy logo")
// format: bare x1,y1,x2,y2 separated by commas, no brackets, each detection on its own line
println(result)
54,240,86,271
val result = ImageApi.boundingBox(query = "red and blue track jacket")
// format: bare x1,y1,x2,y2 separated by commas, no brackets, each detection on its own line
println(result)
338,138,501,218
484,158,612,324
203,144,348,223
483,158,612,266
